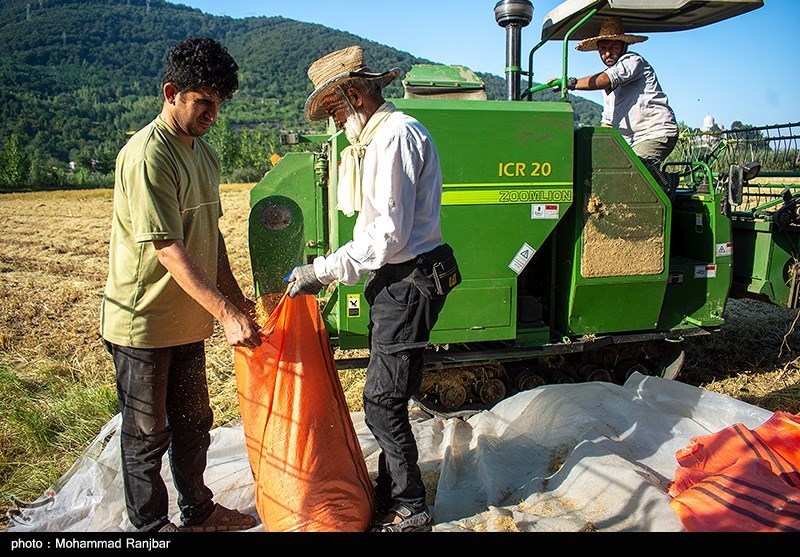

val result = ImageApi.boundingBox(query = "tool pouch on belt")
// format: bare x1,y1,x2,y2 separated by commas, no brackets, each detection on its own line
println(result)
410,243,462,298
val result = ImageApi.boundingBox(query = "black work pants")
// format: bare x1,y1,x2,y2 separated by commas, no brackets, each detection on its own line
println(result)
362,262,447,514
106,340,215,532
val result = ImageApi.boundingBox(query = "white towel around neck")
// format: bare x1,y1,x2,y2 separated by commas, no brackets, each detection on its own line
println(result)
336,102,397,217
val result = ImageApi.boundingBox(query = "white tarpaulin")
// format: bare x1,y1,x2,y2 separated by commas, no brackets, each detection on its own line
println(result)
4,373,773,533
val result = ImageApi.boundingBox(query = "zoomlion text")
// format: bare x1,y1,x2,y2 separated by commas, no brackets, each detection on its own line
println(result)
499,189,572,203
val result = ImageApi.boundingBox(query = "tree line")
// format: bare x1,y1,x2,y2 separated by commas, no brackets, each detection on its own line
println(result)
0,116,286,191
0,0,607,191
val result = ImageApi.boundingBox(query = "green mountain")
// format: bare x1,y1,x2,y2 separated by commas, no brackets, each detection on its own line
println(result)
0,0,601,186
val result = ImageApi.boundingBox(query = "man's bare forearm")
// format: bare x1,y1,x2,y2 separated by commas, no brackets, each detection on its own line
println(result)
575,71,611,92
154,238,261,348
155,239,236,321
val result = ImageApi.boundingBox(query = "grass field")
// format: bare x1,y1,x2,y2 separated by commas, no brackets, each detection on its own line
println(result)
1,184,798,528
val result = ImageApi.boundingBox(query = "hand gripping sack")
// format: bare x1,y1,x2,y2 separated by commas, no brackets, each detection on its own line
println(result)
234,294,374,531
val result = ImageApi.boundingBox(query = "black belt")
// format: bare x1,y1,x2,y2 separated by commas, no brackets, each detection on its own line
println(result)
383,244,449,271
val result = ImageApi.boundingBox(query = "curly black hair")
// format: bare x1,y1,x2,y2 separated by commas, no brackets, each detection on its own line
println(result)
162,37,239,100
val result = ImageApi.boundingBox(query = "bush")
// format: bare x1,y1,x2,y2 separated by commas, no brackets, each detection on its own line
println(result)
226,166,268,184
28,159,68,190
0,133,31,190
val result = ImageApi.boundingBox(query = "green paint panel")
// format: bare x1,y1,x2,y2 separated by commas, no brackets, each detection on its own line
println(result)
329,284,369,350
248,153,324,295
396,97,573,344
250,153,315,211
658,257,727,328
248,196,305,297
438,205,555,279
563,127,669,335
732,219,799,307
570,282,663,332
393,98,574,189
403,65,485,90
429,279,516,344
323,98,576,344
658,193,731,328
329,278,516,350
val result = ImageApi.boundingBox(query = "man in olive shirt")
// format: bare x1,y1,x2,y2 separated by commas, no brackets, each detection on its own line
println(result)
101,37,261,533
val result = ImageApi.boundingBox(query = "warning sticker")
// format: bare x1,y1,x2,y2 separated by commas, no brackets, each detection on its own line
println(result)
716,242,733,257
509,243,536,275
531,204,560,220
347,294,361,318
695,264,717,279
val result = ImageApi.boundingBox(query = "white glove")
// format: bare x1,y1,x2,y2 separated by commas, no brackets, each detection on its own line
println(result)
287,264,324,298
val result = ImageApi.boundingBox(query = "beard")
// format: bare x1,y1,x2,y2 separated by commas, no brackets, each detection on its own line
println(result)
343,104,369,144
602,55,618,67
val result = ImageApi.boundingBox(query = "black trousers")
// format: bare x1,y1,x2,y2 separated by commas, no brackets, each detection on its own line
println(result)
105,340,215,532
362,260,447,514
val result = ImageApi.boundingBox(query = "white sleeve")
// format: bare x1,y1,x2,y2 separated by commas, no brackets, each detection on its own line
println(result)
604,53,644,91
313,132,421,286
601,91,614,127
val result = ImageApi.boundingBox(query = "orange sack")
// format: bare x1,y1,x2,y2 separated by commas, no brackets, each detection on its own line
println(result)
234,294,374,532
668,412,800,532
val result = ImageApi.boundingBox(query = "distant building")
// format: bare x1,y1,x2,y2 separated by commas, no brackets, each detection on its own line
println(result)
693,114,725,154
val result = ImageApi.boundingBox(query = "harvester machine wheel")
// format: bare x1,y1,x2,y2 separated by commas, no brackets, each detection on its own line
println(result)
577,362,614,383
415,362,512,418
613,359,650,384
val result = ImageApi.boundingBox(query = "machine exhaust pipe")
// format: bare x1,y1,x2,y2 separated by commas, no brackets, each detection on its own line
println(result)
494,0,533,101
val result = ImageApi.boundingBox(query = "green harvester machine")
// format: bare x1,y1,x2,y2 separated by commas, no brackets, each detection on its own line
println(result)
247,0,800,416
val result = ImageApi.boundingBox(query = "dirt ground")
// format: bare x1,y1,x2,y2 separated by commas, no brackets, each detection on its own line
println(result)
0,184,798,527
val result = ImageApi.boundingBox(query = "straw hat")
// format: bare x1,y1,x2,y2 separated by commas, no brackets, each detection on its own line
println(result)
576,17,648,52
304,45,401,122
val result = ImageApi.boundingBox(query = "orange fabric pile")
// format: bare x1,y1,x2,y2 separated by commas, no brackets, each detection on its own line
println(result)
668,412,800,532
234,294,374,532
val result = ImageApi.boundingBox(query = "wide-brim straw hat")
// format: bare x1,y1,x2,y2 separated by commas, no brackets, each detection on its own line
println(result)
576,17,648,52
304,45,401,122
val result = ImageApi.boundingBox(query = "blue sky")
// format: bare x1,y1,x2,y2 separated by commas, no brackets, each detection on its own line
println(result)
180,0,799,130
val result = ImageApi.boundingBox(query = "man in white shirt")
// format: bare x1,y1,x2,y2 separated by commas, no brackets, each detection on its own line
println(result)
565,17,679,186
288,45,460,532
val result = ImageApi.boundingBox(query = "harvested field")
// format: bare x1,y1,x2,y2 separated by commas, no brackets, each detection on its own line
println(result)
1,184,798,527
